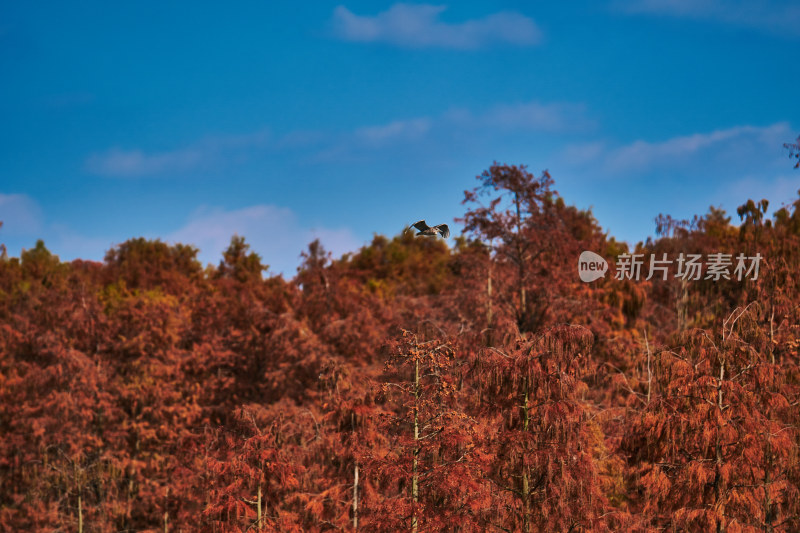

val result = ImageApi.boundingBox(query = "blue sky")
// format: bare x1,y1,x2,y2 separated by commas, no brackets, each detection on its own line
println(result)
1,1,798,276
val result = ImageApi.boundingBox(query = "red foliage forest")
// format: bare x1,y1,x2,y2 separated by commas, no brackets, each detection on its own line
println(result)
1,160,799,532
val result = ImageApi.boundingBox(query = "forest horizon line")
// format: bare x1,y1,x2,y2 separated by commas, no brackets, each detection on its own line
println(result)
5,166,797,283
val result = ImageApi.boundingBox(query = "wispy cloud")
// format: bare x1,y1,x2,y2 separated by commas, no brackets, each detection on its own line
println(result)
166,204,362,277
0,194,112,261
85,147,204,177
48,224,113,261
0,192,360,275
564,122,792,173
472,101,592,132
86,99,591,172
723,174,800,213
615,0,800,38
313,100,593,163
550,122,798,249
85,129,271,177
0,193,44,237
331,3,542,49
355,117,433,146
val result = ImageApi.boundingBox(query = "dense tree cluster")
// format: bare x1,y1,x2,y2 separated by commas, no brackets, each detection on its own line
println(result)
1,163,799,532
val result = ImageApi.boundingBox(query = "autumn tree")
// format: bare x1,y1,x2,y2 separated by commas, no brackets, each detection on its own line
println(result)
104,237,202,293
203,404,306,532
460,163,610,337
2,162,799,533
471,325,610,532
363,329,484,532
296,239,393,366
623,306,799,531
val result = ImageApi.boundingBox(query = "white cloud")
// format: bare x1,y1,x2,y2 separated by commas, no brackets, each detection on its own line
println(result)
356,117,432,145
85,129,272,177
560,141,607,166
86,100,591,171
616,0,800,38
551,122,798,246
0,194,112,262
313,115,435,162
166,204,362,277
478,101,592,132
331,4,542,49
48,224,113,261
85,147,204,177
0,193,44,237
567,122,792,173
0,194,360,276
722,174,800,213
316,100,591,162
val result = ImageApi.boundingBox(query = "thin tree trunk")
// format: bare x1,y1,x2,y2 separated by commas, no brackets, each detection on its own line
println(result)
412,356,420,533
769,304,775,364
716,359,726,533
644,329,652,405
353,462,359,531
764,440,773,533
678,278,688,331
164,486,169,533
515,193,526,325
78,492,83,533
487,247,493,346
522,379,530,533
257,481,262,531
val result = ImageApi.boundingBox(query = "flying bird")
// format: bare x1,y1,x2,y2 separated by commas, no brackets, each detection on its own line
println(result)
411,220,450,239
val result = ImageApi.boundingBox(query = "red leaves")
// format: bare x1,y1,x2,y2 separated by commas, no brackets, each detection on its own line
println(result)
623,311,800,531
2,182,800,532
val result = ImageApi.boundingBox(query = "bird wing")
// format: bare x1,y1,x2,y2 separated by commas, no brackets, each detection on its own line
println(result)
412,220,430,232
435,224,450,238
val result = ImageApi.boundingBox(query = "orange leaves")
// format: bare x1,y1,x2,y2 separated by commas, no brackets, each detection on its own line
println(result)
361,329,488,531
30,419,45,439
3,181,800,532
280,471,300,491
303,496,325,520
469,326,609,531
672,507,721,531
100,239,204,323
623,314,800,532
639,466,671,512
686,461,715,488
